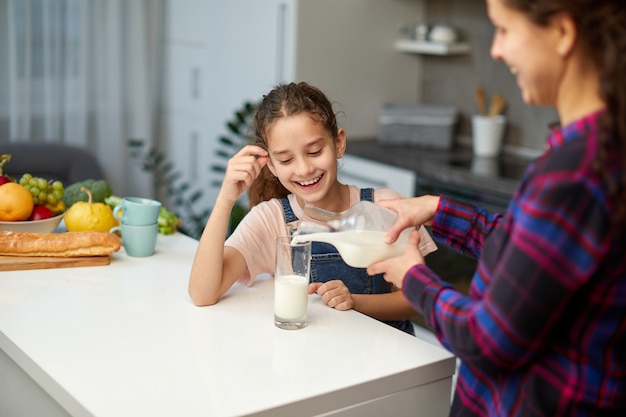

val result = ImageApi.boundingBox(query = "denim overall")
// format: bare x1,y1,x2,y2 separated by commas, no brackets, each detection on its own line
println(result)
280,189,415,335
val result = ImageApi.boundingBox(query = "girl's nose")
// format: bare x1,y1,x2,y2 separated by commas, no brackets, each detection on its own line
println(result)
294,157,313,176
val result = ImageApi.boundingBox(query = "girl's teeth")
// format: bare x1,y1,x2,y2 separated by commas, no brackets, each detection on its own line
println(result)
299,177,320,186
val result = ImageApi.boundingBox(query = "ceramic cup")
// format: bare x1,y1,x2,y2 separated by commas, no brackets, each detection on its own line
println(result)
109,223,158,257
113,197,161,226
274,237,311,330
472,115,507,158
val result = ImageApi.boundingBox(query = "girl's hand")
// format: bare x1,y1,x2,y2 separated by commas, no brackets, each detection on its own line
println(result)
309,280,354,311
367,229,425,289
376,195,440,244
218,145,268,205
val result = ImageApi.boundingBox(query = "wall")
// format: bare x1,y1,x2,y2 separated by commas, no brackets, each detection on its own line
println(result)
421,0,558,153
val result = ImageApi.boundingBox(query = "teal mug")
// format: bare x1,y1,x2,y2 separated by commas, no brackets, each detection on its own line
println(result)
113,197,161,226
109,223,158,257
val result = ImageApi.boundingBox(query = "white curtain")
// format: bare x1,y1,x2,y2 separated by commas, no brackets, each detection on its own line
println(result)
0,0,162,197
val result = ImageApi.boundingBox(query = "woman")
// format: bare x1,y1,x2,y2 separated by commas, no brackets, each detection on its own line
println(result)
368,0,626,415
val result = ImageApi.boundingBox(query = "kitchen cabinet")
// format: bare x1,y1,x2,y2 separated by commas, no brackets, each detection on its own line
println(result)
160,0,425,210
340,154,416,197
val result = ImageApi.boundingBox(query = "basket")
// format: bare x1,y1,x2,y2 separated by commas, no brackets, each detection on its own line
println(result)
378,104,458,149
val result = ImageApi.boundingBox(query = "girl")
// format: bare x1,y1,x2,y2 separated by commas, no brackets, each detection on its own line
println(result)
368,0,626,414
189,82,437,334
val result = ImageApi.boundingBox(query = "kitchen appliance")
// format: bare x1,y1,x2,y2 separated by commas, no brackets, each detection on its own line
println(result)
378,104,459,149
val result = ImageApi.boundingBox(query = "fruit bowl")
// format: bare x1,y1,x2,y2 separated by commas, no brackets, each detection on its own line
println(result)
0,212,65,233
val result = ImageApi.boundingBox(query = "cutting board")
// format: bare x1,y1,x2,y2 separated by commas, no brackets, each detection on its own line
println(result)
0,255,111,271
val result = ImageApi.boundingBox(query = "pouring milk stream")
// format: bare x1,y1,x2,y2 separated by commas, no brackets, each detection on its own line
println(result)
291,201,412,268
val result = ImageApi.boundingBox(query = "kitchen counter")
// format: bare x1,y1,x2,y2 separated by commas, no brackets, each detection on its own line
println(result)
0,233,456,417
347,139,535,210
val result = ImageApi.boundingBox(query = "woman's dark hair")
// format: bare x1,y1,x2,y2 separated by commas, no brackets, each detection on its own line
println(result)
504,0,626,225
247,82,340,206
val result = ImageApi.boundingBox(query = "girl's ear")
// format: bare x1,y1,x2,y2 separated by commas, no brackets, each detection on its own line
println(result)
266,157,277,176
336,128,347,157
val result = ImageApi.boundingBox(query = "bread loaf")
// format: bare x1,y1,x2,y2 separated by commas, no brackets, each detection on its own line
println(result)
0,231,122,257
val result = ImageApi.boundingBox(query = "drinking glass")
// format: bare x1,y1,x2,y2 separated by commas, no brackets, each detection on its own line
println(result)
274,237,311,330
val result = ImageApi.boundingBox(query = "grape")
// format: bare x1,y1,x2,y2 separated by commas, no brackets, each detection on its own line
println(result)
19,173,32,186
18,174,65,207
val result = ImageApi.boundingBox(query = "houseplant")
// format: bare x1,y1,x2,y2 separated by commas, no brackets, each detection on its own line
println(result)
129,101,258,240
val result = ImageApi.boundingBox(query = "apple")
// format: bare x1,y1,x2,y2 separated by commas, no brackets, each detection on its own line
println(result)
0,176,11,186
29,205,54,221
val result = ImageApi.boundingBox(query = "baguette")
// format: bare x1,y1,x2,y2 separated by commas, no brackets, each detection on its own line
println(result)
0,230,122,257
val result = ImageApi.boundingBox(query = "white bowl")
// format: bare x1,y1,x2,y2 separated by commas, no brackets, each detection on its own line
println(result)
428,25,458,44
0,212,65,233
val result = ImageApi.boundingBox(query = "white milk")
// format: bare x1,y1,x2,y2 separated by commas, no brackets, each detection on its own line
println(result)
292,229,410,268
274,274,308,319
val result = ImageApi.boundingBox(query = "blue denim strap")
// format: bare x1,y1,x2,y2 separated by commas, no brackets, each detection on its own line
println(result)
360,188,374,202
279,188,374,223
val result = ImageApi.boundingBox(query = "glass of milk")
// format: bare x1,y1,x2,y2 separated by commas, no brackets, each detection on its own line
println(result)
274,237,312,330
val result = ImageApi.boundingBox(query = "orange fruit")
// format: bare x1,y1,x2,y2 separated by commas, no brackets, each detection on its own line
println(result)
0,182,34,221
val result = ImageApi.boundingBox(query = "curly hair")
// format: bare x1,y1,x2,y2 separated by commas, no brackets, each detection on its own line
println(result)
505,0,626,226
247,82,340,206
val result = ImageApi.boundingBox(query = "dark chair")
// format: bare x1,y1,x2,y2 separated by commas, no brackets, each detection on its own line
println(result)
1,143,106,185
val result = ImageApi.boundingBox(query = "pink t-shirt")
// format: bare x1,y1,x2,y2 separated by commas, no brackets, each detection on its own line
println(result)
225,185,438,285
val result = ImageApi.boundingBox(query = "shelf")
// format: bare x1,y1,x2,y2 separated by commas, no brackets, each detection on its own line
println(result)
395,39,471,56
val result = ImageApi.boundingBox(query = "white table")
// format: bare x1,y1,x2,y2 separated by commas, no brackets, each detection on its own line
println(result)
0,233,455,417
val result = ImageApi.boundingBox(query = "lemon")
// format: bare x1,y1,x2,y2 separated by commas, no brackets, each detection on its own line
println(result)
64,187,119,232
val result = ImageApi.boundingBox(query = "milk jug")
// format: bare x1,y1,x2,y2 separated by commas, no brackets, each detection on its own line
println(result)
291,201,411,268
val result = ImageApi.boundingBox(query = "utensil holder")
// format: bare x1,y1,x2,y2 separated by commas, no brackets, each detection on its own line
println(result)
472,115,507,157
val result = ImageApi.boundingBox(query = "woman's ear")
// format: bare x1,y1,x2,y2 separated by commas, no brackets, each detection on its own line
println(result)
336,128,347,157
552,12,576,57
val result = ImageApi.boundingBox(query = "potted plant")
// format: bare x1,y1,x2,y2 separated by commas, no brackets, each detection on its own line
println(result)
129,101,258,240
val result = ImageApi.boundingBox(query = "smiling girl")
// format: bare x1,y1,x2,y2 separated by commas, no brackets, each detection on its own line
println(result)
188,82,436,334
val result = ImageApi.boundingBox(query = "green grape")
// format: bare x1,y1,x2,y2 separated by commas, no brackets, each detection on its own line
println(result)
18,173,65,207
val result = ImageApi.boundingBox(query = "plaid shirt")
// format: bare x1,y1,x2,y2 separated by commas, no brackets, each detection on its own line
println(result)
404,111,626,416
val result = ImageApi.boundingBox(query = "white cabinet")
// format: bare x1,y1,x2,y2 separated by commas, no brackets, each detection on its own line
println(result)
340,154,416,197
160,0,424,210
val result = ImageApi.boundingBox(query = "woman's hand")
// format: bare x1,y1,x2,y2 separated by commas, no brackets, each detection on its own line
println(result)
309,280,355,311
218,145,268,205
376,195,441,244
367,229,425,289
